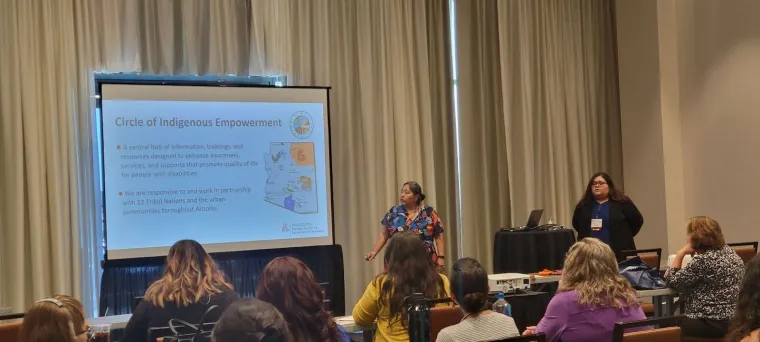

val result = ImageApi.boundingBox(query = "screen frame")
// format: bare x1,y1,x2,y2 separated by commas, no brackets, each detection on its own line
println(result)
95,78,335,263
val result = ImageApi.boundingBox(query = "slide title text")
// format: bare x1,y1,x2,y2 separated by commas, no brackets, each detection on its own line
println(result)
115,117,284,129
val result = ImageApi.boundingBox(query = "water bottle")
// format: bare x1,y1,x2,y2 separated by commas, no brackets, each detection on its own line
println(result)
492,292,512,317
406,293,430,342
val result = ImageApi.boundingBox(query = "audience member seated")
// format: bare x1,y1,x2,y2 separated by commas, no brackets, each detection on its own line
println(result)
727,254,760,342
522,238,647,342
256,256,349,342
353,231,451,342
19,295,88,342
665,216,744,339
120,240,239,342
212,298,293,342
436,257,519,342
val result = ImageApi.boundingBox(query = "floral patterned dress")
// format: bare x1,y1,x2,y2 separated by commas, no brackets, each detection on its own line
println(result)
381,204,444,262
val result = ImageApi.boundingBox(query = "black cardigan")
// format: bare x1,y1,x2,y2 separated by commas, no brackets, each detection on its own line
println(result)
571,199,644,257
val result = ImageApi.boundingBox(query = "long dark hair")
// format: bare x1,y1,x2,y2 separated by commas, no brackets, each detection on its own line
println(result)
256,257,341,342
376,231,446,328
450,258,489,314
144,240,232,307
728,254,760,341
403,181,426,205
576,172,629,208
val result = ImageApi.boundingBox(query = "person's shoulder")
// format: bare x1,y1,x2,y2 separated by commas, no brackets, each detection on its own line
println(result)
438,273,450,285
371,274,388,289
212,288,239,301
390,204,404,211
554,289,577,299
616,197,636,206
484,310,516,324
551,290,578,304
435,325,456,341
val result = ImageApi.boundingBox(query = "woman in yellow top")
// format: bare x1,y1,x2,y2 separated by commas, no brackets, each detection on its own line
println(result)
353,231,451,342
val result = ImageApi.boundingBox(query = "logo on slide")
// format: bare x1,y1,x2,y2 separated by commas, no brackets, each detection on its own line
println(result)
290,111,313,139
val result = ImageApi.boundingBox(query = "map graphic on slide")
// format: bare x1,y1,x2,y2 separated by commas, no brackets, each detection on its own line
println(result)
264,142,318,214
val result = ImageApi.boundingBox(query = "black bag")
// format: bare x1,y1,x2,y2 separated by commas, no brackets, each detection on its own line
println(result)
163,305,219,342
618,256,667,290
405,293,430,342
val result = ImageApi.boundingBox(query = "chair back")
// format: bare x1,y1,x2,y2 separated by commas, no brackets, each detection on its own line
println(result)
622,327,680,342
319,282,332,312
613,315,683,342
681,337,726,342
620,249,662,271
728,242,758,265
493,333,546,342
0,321,22,342
429,306,464,342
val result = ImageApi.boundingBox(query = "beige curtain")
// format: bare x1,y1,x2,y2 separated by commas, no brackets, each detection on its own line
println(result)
286,0,457,310
0,0,86,312
0,0,290,313
0,0,455,315
455,0,623,271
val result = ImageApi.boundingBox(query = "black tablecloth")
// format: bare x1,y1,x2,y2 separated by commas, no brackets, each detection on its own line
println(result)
493,229,576,274
100,245,345,317
498,291,551,333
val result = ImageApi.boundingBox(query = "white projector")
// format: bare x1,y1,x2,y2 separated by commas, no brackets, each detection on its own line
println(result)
488,273,532,293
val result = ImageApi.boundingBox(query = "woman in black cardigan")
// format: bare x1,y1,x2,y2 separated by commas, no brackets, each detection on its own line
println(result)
572,172,644,260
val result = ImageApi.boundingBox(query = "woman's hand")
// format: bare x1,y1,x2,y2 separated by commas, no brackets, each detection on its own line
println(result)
522,326,537,336
670,240,695,269
365,251,377,261
678,242,695,256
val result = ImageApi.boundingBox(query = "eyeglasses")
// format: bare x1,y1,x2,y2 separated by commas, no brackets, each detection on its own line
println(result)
592,181,608,186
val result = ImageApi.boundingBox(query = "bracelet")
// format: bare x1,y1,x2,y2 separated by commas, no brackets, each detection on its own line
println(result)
438,255,445,259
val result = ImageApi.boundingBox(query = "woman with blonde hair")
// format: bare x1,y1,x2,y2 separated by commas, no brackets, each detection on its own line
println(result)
19,295,89,342
665,216,744,338
523,238,647,342
120,240,239,342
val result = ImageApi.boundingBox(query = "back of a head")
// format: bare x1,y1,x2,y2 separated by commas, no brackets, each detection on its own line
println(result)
450,258,489,314
383,231,437,273
256,256,339,342
213,298,293,342
560,238,637,309
687,216,726,251
145,239,232,307
379,231,445,327
20,295,85,342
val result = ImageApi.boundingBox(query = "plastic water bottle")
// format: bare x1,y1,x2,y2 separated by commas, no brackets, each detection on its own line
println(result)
492,292,512,317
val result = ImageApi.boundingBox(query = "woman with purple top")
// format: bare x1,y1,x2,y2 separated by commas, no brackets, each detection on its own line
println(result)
522,238,648,342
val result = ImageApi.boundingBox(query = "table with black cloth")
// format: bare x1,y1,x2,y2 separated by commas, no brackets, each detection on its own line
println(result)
493,228,576,274
495,291,551,333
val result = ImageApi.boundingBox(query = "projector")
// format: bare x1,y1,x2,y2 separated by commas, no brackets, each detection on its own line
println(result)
488,273,532,293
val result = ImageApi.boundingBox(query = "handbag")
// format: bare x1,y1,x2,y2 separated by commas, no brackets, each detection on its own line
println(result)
162,305,219,342
618,256,667,290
